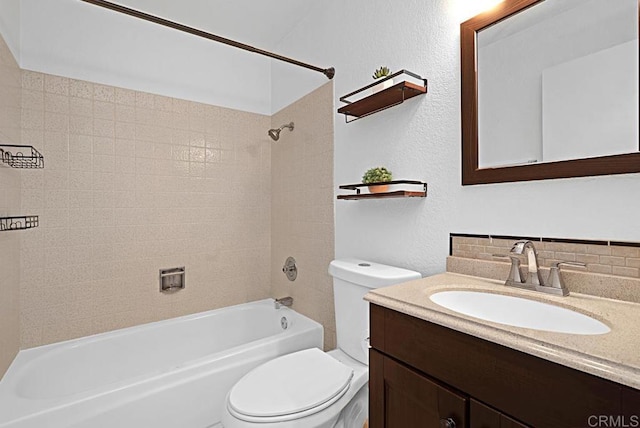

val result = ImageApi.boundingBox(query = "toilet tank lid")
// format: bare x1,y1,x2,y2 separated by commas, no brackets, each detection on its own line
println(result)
328,259,421,289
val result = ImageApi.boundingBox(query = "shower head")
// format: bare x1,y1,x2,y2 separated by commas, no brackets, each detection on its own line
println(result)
267,128,281,141
268,122,294,141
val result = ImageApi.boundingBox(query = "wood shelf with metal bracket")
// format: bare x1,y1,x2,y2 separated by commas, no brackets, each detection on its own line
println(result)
337,180,427,200
337,70,427,123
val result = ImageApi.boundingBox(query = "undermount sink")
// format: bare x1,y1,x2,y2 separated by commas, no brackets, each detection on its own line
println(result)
429,290,610,335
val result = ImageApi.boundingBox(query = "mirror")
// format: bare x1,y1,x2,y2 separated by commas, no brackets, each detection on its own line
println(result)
461,0,640,185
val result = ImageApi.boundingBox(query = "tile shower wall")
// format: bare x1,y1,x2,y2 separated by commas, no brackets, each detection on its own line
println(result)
0,32,21,377
451,235,640,279
270,82,335,350
20,71,272,348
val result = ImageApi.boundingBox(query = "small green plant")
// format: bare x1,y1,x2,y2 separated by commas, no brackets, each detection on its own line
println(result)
362,166,393,184
372,66,391,80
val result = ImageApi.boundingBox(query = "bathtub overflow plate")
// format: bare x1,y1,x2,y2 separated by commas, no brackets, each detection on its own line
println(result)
281,316,288,330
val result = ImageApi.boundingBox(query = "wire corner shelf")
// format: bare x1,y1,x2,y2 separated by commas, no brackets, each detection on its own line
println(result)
0,216,39,232
0,145,45,169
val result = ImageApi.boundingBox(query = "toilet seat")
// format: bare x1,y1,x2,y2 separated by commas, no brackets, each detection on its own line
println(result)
227,348,354,423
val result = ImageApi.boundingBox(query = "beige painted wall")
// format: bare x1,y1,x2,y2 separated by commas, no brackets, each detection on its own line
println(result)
270,82,335,350
0,32,22,377
19,71,272,347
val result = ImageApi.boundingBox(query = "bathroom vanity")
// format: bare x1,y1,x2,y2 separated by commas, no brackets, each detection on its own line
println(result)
366,273,640,428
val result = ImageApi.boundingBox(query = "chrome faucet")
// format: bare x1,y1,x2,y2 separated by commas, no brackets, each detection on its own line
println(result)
500,240,585,296
509,240,544,287
274,296,293,309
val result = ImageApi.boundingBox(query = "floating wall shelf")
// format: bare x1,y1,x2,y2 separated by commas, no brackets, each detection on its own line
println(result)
0,216,39,232
337,180,427,200
337,70,427,123
0,145,44,169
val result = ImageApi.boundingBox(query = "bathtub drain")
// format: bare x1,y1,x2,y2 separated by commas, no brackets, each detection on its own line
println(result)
281,317,288,330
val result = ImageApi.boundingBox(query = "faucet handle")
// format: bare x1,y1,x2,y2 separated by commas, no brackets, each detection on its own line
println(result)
551,261,587,269
546,261,586,296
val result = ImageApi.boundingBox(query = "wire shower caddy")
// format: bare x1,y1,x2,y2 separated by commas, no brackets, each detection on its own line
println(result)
0,144,44,169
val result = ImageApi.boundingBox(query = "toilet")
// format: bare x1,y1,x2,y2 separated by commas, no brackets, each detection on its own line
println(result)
220,259,421,428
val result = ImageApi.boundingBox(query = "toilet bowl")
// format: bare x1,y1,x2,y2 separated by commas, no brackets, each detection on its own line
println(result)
221,348,368,428
220,259,421,428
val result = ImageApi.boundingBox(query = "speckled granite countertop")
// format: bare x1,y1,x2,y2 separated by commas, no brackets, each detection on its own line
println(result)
365,272,640,390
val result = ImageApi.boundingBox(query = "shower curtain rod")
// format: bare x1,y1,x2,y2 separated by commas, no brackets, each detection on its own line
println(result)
80,0,335,80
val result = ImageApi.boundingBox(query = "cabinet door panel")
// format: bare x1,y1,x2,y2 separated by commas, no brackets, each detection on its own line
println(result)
500,415,529,428
370,349,467,428
370,349,385,427
622,386,640,420
470,399,500,428
471,399,529,428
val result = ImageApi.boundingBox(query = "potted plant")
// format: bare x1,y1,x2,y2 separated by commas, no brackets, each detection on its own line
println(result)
371,66,393,94
362,166,393,193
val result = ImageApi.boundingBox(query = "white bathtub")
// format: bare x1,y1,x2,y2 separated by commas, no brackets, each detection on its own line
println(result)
0,299,323,428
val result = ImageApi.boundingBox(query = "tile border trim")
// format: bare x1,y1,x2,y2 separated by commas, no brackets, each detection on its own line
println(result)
449,233,640,256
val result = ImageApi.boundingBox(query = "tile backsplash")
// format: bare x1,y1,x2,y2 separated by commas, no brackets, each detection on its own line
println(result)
20,70,272,348
451,234,640,279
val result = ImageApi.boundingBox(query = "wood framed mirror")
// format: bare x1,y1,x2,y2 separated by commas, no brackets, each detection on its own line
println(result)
461,0,640,185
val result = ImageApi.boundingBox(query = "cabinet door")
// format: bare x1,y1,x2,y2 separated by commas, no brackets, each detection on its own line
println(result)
470,399,530,428
370,349,467,428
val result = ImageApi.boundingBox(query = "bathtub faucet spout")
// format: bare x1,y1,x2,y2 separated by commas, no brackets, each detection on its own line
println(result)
274,296,293,309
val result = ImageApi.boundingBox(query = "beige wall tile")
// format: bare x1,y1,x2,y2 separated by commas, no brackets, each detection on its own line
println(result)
22,71,44,91
553,251,576,262
541,241,582,253
0,32,22,378
270,82,334,351
586,244,612,256
576,253,600,264
586,264,612,275
44,75,69,95
8,65,332,366
611,246,640,258
19,71,272,348
599,255,626,267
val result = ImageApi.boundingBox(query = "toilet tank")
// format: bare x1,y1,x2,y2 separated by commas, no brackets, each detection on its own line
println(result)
328,259,421,365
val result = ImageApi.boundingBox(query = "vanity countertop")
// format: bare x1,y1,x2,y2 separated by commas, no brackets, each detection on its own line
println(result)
365,272,640,390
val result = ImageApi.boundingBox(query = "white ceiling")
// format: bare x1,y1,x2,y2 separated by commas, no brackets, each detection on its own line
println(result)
111,0,317,50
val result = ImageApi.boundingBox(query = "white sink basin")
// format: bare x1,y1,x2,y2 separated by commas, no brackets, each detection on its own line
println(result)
429,290,610,335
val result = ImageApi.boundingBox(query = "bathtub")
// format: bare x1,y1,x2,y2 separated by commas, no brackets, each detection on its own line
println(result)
0,299,323,428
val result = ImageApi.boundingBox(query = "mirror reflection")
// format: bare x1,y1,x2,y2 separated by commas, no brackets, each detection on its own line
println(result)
477,0,639,169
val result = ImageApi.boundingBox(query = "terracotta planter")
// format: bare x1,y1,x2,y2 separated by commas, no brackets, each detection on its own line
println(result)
371,78,394,94
368,184,390,193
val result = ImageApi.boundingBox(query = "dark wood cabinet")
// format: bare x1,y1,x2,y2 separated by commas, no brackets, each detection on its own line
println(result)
470,399,529,428
369,304,640,428
370,349,467,428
